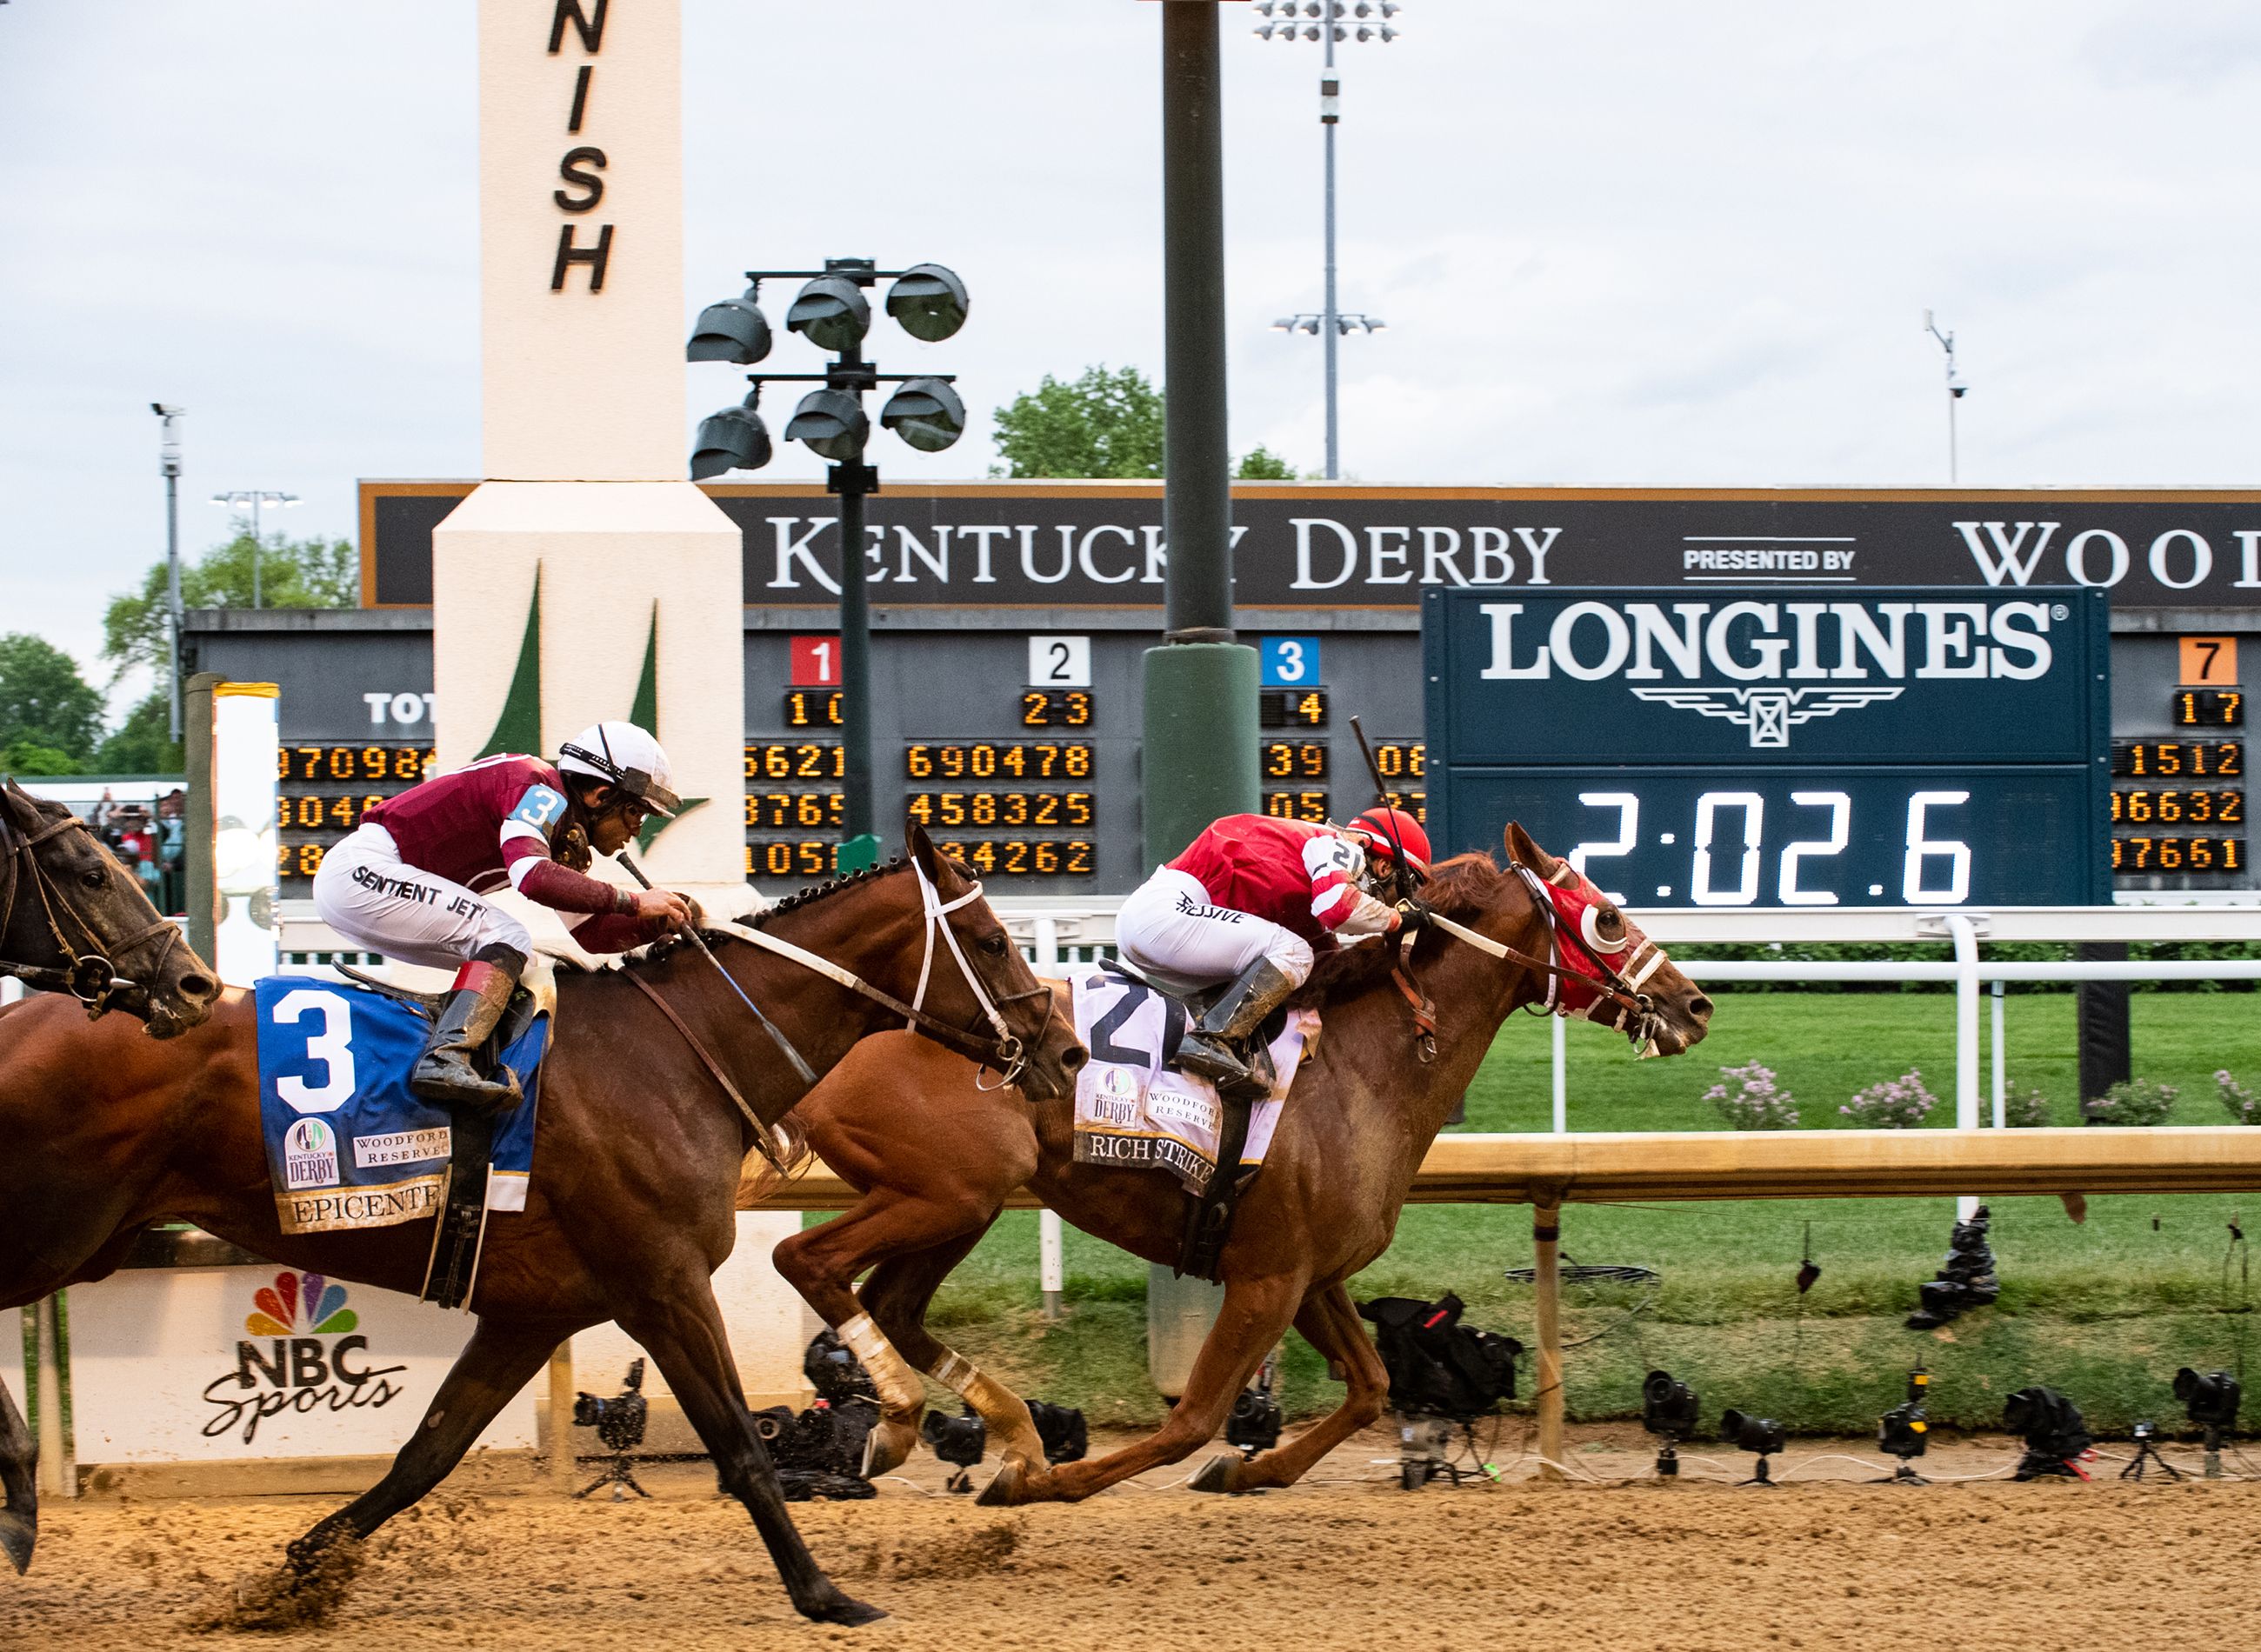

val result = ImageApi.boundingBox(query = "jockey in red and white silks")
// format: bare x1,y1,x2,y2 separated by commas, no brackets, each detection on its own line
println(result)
1116,807,1431,1090
313,721,697,1115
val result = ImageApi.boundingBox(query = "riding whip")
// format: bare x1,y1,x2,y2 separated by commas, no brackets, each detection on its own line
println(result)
1347,714,1421,903
617,850,818,1088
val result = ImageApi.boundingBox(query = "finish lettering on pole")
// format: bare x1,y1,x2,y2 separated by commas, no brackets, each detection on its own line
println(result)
546,0,612,293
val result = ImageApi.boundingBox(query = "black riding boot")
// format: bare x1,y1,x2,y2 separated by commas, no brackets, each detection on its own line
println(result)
409,952,524,1116
1175,958,1297,1089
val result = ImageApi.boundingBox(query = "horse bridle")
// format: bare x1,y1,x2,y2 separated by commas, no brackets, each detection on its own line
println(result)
0,803,190,1018
1392,863,1666,1056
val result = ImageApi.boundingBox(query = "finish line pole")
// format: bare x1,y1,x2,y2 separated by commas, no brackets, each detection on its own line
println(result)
1143,0,1261,1396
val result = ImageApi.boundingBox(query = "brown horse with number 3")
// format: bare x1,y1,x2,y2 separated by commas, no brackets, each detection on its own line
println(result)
770,823,1711,1502
0,824,1081,1627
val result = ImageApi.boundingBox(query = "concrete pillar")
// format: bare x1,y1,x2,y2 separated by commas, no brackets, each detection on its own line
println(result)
437,1,800,1411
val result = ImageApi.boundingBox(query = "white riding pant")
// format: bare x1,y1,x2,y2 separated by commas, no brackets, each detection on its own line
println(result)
1114,867,1314,996
311,823,532,972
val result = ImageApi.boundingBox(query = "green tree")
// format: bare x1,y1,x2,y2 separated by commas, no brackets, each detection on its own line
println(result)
0,632,105,764
991,365,1166,479
0,741,81,777
103,530,357,680
92,690,183,775
990,365,1299,481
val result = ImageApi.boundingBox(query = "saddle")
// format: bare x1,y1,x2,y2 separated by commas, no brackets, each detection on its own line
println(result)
338,963,546,1310
1110,961,1281,1284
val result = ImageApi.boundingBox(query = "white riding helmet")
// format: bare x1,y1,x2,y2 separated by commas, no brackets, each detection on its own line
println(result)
557,722,681,816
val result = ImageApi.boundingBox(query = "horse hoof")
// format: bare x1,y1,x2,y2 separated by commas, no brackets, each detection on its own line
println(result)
810,1590,889,1628
976,1458,1027,1506
859,1418,920,1479
1188,1454,1241,1495
0,1512,34,1575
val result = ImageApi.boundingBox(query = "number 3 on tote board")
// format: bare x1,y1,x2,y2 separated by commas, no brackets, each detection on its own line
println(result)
1028,636,1091,688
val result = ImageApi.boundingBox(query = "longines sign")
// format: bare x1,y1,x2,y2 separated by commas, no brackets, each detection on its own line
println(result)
361,483,2261,610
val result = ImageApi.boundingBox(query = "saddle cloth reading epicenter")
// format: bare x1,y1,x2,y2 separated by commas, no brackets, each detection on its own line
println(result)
256,977,547,1236
1069,966,1317,1196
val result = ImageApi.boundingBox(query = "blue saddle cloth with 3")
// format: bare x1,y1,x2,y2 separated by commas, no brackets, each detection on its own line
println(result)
255,977,547,1237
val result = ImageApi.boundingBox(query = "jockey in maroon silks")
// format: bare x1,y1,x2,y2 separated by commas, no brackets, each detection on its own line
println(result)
312,721,697,1115
1114,805,1431,1090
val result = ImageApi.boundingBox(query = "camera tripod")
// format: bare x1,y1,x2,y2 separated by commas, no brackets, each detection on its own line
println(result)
575,1449,652,1501
1735,1453,1780,1488
1871,1455,1929,1486
2118,1430,2185,1482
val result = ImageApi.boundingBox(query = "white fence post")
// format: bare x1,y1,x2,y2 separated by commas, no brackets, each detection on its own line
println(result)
1550,1012,1568,1134
35,1296,70,1499
1030,913,1067,1318
1944,914,1983,1220
1991,979,2007,1129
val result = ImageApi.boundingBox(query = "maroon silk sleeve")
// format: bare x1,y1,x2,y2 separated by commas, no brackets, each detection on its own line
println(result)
515,857,635,916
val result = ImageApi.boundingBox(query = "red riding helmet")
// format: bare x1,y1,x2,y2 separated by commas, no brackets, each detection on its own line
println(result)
1346,807,1431,876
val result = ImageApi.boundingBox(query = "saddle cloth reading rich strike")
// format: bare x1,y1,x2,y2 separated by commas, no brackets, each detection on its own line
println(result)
255,977,547,1236
1069,966,1317,1196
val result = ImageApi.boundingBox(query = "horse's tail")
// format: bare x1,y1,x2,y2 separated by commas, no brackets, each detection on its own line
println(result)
733,1110,815,1209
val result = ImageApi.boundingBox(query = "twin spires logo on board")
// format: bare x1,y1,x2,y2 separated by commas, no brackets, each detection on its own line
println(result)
1474,596,2070,749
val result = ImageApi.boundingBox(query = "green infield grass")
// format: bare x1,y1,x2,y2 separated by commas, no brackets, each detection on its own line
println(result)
900,990,2261,1438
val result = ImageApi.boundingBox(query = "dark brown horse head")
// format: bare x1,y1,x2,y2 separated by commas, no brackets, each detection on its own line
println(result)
0,778,219,1037
1501,820,1711,1056
906,820,1087,1101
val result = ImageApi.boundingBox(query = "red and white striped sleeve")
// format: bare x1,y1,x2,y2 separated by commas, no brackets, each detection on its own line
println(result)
1302,831,1364,930
1303,829,1399,939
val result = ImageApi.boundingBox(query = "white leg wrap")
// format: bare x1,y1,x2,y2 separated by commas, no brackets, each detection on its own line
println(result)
837,1312,924,1415
928,1349,978,1399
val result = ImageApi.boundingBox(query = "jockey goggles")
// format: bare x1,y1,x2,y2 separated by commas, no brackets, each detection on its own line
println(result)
558,733,682,818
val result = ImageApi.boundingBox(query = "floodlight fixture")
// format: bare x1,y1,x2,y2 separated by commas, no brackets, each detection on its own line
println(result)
784,387,870,463
787,275,871,354
879,376,965,453
690,390,772,479
687,286,772,364
884,263,970,343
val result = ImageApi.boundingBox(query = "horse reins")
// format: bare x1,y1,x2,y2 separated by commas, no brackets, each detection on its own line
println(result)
0,803,188,1016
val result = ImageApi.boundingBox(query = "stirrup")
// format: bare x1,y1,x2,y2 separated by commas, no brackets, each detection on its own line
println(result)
1176,1030,1253,1086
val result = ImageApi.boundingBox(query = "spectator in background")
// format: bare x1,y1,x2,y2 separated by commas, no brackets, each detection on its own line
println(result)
89,786,117,836
157,789,186,915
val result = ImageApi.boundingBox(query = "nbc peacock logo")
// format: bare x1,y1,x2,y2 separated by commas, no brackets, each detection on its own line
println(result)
204,1270,403,1443
244,1270,358,1336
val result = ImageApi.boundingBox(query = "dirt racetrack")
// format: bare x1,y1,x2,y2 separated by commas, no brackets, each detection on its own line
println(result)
6,1429,2260,1651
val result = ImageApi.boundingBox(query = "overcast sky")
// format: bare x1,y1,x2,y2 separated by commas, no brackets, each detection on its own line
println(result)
3,0,2257,713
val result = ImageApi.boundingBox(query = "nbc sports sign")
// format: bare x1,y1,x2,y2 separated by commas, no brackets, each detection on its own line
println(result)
65,1267,537,1466
1423,584,2112,908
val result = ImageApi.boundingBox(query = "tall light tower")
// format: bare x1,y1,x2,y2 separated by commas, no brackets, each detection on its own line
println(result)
1923,310,1968,484
1254,0,1402,479
207,490,301,608
151,403,186,740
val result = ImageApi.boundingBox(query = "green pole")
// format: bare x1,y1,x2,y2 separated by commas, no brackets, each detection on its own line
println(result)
1144,0,1255,1391
183,671,222,967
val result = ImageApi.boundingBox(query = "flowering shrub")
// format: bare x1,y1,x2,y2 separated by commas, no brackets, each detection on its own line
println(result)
1840,1069,1938,1129
2002,1084,2052,1129
2084,1079,2179,1127
1704,1062,1800,1130
2218,1071,2261,1126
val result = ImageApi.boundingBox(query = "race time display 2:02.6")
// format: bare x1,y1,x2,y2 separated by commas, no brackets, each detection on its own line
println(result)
1423,585,2112,907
